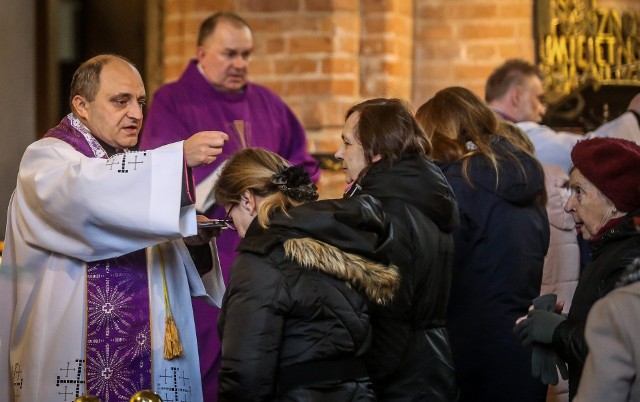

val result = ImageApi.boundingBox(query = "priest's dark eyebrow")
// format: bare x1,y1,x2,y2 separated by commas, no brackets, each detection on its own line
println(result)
110,93,146,108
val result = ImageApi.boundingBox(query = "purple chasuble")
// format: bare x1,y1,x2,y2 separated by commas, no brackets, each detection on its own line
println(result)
45,114,152,400
139,60,320,401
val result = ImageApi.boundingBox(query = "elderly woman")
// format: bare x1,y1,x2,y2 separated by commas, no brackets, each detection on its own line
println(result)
213,148,399,401
416,87,549,402
515,137,640,400
334,98,459,401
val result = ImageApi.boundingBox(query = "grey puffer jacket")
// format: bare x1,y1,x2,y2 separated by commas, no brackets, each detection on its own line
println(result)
218,195,399,402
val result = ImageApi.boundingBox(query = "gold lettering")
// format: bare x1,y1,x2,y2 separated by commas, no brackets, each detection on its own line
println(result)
537,0,640,97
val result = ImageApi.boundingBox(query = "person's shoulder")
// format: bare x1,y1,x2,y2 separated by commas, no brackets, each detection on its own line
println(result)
246,82,287,104
516,121,554,136
230,250,282,284
28,136,75,152
612,281,640,300
153,79,189,98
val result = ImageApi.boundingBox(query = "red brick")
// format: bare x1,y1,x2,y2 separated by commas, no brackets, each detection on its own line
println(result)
466,44,498,59
449,4,498,19
361,0,399,13
416,24,455,41
275,59,319,75
419,42,462,59
165,0,187,19
290,35,334,54
416,4,447,20
305,0,358,12
364,16,392,35
453,64,498,80
319,13,361,34
337,35,359,53
265,37,286,53
249,58,273,75
164,18,185,38
163,62,185,83
498,42,535,59
312,133,343,154
321,57,359,75
317,170,348,200
290,101,325,129
331,79,358,96
259,80,283,95
235,0,300,12
499,3,533,18
286,79,333,96
460,23,516,39
415,64,456,81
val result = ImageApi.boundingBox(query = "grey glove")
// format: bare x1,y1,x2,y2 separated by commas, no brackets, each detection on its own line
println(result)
517,294,569,384
514,309,566,345
532,345,569,385
532,293,557,312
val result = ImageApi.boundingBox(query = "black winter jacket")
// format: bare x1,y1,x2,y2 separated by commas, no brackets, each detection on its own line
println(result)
553,210,640,400
348,155,460,401
217,195,399,402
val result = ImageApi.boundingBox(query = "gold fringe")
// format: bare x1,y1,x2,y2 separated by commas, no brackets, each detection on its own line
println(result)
163,314,183,359
156,245,184,360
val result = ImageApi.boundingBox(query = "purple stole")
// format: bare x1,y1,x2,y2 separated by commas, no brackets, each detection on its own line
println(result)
45,115,152,400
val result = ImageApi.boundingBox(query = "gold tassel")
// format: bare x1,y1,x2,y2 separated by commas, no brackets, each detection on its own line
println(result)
157,245,184,360
163,314,183,359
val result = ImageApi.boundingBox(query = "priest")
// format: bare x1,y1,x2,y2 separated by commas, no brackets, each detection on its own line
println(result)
0,54,228,402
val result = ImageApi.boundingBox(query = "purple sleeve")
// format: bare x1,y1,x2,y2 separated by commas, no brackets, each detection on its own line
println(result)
139,88,192,151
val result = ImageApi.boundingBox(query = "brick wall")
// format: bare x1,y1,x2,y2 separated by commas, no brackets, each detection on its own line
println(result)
159,0,639,198
413,0,535,108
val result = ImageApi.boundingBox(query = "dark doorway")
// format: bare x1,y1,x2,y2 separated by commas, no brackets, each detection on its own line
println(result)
36,0,146,136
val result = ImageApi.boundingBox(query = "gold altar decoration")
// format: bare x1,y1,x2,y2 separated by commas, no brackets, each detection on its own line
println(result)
74,396,101,402
129,389,163,402
535,0,640,103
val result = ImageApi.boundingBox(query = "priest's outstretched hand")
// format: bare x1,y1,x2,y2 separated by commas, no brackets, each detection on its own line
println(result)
184,131,229,167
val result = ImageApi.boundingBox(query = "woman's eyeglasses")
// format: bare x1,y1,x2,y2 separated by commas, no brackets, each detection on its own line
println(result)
222,204,237,231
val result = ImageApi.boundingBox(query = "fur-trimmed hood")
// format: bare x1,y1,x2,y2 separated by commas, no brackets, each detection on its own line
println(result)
284,237,399,304
237,194,399,304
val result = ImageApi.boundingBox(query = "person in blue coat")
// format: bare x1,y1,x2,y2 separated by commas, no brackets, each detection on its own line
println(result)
417,87,550,402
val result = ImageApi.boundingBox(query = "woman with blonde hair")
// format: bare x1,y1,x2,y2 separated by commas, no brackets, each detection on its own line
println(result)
416,86,550,402
213,147,399,401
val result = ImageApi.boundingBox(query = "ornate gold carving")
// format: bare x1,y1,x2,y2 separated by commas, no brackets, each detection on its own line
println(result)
536,0,640,102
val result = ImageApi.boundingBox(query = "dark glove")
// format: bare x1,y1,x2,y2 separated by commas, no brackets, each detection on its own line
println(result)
532,294,557,312
531,344,569,385
514,310,566,345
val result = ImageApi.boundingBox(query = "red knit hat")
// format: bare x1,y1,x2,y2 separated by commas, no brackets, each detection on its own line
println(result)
571,137,640,212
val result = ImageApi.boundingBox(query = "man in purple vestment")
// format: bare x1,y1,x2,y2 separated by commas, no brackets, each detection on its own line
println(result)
139,12,319,401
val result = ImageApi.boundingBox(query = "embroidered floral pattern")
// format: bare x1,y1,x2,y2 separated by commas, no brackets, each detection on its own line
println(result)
86,250,151,401
67,114,107,158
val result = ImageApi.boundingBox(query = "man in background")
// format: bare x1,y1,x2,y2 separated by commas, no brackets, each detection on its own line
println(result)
485,58,640,172
139,12,318,401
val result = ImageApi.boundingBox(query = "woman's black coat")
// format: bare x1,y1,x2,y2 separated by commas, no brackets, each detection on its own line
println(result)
217,195,399,402
349,155,460,401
